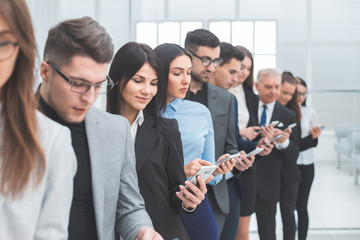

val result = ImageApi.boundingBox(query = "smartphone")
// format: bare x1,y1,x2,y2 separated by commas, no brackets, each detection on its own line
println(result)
257,121,280,133
188,165,217,185
216,153,241,166
285,123,297,131
217,148,265,166
245,147,264,158
270,134,282,143
180,165,217,195
270,120,280,127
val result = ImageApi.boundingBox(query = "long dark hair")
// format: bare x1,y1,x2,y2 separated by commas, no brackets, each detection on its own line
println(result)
154,43,192,94
296,77,307,106
235,45,254,90
107,42,166,117
0,0,45,199
281,71,301,123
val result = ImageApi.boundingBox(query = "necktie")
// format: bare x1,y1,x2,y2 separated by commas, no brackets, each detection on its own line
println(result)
260,105,267,126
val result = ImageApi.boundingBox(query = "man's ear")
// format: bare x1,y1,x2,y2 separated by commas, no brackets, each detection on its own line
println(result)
254,82,259,91
40,61,51,82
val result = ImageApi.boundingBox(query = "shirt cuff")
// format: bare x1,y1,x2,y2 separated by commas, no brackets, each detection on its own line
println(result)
275,138,290,150
182,202,196,213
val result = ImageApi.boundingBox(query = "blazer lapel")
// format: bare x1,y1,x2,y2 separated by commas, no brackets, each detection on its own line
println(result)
85,108,106,238
271,102,282,126
135,111,158,172
207,83,218,120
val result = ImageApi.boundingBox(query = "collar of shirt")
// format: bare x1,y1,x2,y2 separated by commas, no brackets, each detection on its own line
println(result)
168,98,182,112
134,110,144,126
130,110,144,141
228,83,243,95
258,100,276,125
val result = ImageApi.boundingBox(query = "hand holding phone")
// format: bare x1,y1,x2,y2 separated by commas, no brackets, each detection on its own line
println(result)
270,134,282,144
187,165,217,186
257,121,279,133
245,148,264,158
284,123,297,131
180,165,217,195
215,153,240,166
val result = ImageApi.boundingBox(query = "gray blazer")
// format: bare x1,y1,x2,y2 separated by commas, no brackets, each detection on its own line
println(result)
85,107,153,240
0,112,77,240
206,83,238,214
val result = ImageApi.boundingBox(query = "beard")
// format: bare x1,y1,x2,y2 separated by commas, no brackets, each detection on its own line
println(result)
191,71,210,84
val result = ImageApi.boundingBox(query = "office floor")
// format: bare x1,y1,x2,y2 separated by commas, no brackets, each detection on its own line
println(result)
248,159,360,240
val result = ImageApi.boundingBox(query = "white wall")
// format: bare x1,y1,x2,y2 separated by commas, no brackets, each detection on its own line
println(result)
26,0,360,117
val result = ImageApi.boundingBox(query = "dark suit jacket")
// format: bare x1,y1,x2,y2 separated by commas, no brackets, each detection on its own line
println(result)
135,111,189,240
244,85,259,128
249,101,300,200
300,134,318,151
206,83,239,214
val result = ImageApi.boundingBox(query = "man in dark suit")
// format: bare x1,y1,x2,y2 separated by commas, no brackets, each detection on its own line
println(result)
251,68,300,240
184,29,254,237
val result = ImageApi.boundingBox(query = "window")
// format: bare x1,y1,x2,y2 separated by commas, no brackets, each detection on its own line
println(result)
136,21,203,48
209,20,277,76
136,20,276,75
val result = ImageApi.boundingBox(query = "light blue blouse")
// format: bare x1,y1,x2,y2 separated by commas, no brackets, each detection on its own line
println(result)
162,98,221,185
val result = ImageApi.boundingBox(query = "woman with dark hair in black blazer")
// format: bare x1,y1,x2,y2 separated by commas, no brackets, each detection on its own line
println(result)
295,77,322,240
107,42,207,240
276,71,302,240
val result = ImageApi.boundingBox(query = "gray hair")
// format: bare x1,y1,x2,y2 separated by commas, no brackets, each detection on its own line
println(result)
256,68,280,84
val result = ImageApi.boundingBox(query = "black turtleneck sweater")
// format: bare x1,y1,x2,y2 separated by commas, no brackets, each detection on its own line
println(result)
39,97,98,240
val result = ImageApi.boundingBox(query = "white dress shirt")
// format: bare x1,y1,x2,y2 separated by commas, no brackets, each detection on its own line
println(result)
130,110,144,141
297,105,318,165
228,84,249,129
258,100,289,149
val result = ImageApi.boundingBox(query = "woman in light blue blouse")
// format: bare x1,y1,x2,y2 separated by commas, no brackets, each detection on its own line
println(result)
155,43,235,240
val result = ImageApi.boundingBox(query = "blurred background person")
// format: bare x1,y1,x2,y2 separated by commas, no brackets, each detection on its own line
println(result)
0,0,76,239
295,77,322,240
276,70,302,240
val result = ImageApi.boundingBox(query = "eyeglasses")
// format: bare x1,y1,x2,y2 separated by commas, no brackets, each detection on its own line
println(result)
297,91,307,97
0,41,18,60
189,50,223,67
47,61,115,94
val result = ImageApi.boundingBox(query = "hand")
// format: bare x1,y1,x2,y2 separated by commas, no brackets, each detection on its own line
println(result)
273,128,291,144
234,151,254,171
260,125,276,140
213,153,236,175
184,158,214,178
240,126,261,141
176,175,208,210
257,138,274,156
136,226,163,240
309,125,322,139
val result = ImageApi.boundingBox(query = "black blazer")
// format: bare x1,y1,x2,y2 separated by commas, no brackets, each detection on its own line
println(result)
300,134,318,152
244,85,260,128
249,101,300,200
135,110,189,240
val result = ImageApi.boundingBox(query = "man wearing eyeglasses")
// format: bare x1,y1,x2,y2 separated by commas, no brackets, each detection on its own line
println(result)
185,29,254,237
37,17,162,240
